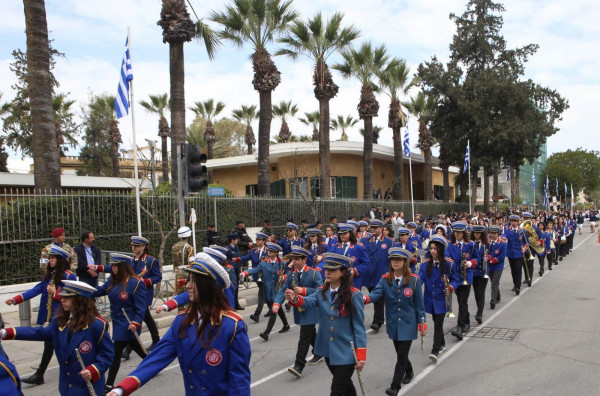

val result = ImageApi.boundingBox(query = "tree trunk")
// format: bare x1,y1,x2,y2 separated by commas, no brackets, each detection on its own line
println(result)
424,148,433,201
257,90,272,196
363,116,373,199
483,168,490,212
169,41,186,192
515,167,521,202
111,142,120,177
493,170,499,196
206,141,213,184
161,135,169,183
459,172,468,203
319,98,331,199
470,170,478,213
442,167,450,202
24,0,61,192
247,143,252,155
391,126,403,200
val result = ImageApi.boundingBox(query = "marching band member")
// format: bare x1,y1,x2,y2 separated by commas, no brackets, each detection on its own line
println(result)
305,228,329,268
546,222,558,270
446,222,474,340
470,225,488,324
501,215,528,295
406,222,423,252
91,253,147,392
418,235,460,363
435,224,447,238
535,222,549,276
273,246,324,377
2,280,114,395
284,253,367,396
357,221,371,238
323,226,338,249
393,228,420,273
486,226,506,309
557,215,568,261
329,224,371,290
361,219,394,332
107,256,251,396
364,247,426,395
278,222,305,256
521,213,536,285
0,354,21,396
240,242,291,340
240,232,269,322
5,245,77,386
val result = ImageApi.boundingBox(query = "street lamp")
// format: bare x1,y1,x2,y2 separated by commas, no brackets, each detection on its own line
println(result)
145,139,157,189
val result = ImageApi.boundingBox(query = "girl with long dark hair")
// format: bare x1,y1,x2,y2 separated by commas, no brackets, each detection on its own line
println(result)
329,224,371,290
285,253,367,396
305,228,329,268
5,245,76,385
107,256,251,396
536,222,549,276
469,225,489,324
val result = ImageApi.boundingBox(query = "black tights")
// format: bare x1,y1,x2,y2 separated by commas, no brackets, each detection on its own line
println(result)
265,301,289,334
107,339,148,386
391,340,413,389
325,358,357,396
36,339,54,375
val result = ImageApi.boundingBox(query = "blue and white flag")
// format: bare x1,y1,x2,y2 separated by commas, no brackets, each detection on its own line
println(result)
402,127,410,158
571,183,574,205
543,189,549,208
545,175,549,192
507,165,511,182
463,141,469,174
115,35,133,119
555,178,558,195
564,182,568,197
531,169,535,189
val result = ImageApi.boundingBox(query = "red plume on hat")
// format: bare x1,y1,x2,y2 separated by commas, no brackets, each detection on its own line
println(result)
50,227,66,237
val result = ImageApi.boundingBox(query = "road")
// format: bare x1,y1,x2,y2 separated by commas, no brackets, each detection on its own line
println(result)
11,231,600,395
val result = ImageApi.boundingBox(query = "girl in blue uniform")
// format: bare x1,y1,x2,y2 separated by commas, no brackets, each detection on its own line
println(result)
107,256,251,396
329,224,370,290
305,228,329,268
91,253,147,393
470,225,488,324
285,253,367,396
5,245,77,386
2,280,114,395
486,226,506,309
364,248,426,395
535,222,549,276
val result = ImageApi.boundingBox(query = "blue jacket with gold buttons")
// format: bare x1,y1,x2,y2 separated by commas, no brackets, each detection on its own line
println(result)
418,258,460,315
243,257,284,302
273,265,323,325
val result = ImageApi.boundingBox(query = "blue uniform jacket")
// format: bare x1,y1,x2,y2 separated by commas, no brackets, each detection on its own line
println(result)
487,239,506,273
115,310,251,396
418,258,460,315
276,237,305,256
360,235,394,288
535,231,548,257
0,355,21,396
274,266,323,325
4,316,114,395
329,242,371,289
292,287,367,365
446,241,475,285
471,240,487,278
408,233,423,251
420,229,435,242
132,254,162,308
13,270,77,325
366,274,426,341
323,236,338,250
240,247,268,282
166,285,236,311
226,244,241,266
306,243,329,267
502,227,528,259
244,258,284,302
92,276,146,341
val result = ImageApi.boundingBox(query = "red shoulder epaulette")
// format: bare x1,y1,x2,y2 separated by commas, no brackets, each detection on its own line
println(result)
318,285,325,289
410,273,419,278
223,310,243,322
314,267,322,272
356,242,364,246
65,270,73,275
94,315,108,323
446,258,454,262
350,287,360,292
381,273,390,278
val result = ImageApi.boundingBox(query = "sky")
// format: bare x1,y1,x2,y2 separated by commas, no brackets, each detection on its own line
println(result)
1,0,598,173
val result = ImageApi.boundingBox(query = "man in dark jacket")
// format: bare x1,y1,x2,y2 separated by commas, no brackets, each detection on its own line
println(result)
234,220,254,255
73,230,102,287
206,224,223,246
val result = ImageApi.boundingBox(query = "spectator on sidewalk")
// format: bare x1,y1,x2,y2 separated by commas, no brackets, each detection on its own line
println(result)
74,230,102,287
40,227,77,272
206,224,222,246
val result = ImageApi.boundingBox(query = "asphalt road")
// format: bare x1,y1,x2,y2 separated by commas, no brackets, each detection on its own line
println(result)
13,231,600,395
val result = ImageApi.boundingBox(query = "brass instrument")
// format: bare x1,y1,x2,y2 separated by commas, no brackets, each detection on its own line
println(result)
518,228,532,283
75,348,98,396
46,277,55,324
443,275,456,318
482,245,490,279
350,341,367,396
420,318,425,354
461,253,468,286
275,261,286,292
521,220,545,255
291,269,305,312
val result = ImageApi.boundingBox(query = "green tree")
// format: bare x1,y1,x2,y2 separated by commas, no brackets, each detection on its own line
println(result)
299,111,320,141
189,99,225,160
232,104,258,154
272,100,298,143
186,117,246,158
330,115,358,142
277,12,359,198
52,93,79,157
211,0,298,196
545,149,600,194
140,93,171,182
0,93,9,172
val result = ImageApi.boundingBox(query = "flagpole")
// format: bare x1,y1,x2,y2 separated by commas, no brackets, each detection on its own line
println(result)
532,165,536,212
467,140,472,214
128,26,142,237
408,151,415,222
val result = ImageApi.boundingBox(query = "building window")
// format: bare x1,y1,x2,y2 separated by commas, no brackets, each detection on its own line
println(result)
245,184,258,197
270,179,286,197
310,177,337,198
476,177,482,187
335,176,357,199
434,185,443,200
289,177,308,199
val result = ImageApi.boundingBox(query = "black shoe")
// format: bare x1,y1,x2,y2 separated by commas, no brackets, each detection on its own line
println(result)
249,314,259,323
512,286,516,292
122,346,131,361
515,288,520,295
539,271,543,277
402,371,414,384
559,256,563,261
385,386,400,395
278,324,291,333
370,323,381,332
462,324,470,333
451,327,463,341
429,351,439,363
549,266,553,270
104,385,113,395
522,280,528,285
21,372,44,385
285,303,291,312
263,312,271,318
236,306,245,311
288,364,303,378
307,355,324,365
527,280,532,287
490,301,496,310
475,315,482,325
260,332,269,341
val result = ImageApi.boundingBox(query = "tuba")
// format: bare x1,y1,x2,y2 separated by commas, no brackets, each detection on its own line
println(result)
521,220,545,255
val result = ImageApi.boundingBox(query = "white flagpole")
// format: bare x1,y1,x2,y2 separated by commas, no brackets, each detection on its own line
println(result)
468,140,472,214
128,26,142,237
532,165,536,212
409,153,415,221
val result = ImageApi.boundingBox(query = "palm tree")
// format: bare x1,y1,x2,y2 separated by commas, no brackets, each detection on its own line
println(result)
140,93,170,182
277,12,359,198
299,111,320,142
330,115,358,141
378,59,414,200
403,91,437,201
232,104,258,154
189,99,225,183
272,100,298,143
24,0,61,191
0,93,9,172
52,93,77,157
158,0,219,190
211,0,298,196
360,125,383,144
334,42,397,199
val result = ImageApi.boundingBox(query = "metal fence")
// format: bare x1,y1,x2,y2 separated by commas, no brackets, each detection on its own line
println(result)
0,188,468,285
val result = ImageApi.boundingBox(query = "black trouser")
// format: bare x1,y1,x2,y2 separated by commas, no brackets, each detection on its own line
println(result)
144,307,160,343
391,340,413,389
508,257,523,289
472,276,488,317
36,339,54,375
538,255,546,273
523,259,534,283
107,339,148,386
254,281,265,316
296,324,317,368
456,284,471,328
234,268,242,307
265,301,288,334
432,313,446,353
324,358,356,396
559,242,567,258
547,251,554,269
367,286,384,326
568,232,574,250
489,270,502,303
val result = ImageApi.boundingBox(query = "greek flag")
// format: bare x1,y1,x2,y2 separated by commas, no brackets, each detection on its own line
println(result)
564,182,567,196
571,183,574,204
543,189,549,208
555,178,558,195
115,35,133,119
402,127,410,158
545,175,549,192
531,169,535,189
463,141,469,174
507,165,511,182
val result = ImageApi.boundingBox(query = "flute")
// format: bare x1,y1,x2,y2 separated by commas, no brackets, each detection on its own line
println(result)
350,341,367,396
121,308,149,355
75,348,97,396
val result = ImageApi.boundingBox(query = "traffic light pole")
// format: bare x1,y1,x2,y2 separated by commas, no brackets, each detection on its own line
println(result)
177,143,185,227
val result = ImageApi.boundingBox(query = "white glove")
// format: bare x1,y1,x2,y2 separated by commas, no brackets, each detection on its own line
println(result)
239,272,246,280
362,295,367,303
0,329,6,339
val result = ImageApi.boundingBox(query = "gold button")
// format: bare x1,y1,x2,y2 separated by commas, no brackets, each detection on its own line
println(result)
331,316,334,320
202,370,206,374
188,369,192,373
330,327,334,331
190,385,194,389
67,372,70,376
398,308,401,311
330,306,334,310
330,337,333,341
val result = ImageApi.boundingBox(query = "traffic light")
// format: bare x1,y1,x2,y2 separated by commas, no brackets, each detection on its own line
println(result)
185,143,208,194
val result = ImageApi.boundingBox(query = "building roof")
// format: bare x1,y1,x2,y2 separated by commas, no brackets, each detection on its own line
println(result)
0,172,152,190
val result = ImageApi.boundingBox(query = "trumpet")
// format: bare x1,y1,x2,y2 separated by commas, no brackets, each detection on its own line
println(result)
291,269,304,312
482,246,490,279
443,275,456,318
461,253,468,286
46,277,55,324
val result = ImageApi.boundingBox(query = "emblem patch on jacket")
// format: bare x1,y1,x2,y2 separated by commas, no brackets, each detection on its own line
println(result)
206,349,223,366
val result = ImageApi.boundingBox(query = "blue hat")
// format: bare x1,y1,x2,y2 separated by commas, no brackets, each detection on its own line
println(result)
451,222,468,232
347,220,359,228
131,236,149,246
183,256,230,289
472,225,486,233
435,224,446,233
306,228,321,236
209,245,229,256
369,219,385,227
255,232,269,240
286,222,298,230
321,253,353,270
488,225,502,233
522,212,533,218
48,245,72,259
337,224,354,233
388,247,412,260
110,252,133,264
290,246,312,257
509,215,520,221
227,233,239,241
429,235,448,249
407,222,417,228
266,242,282,252
59,280,97,298
201,247,227,265
397,227,409,235
307,223,318,229
358,220,368,227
